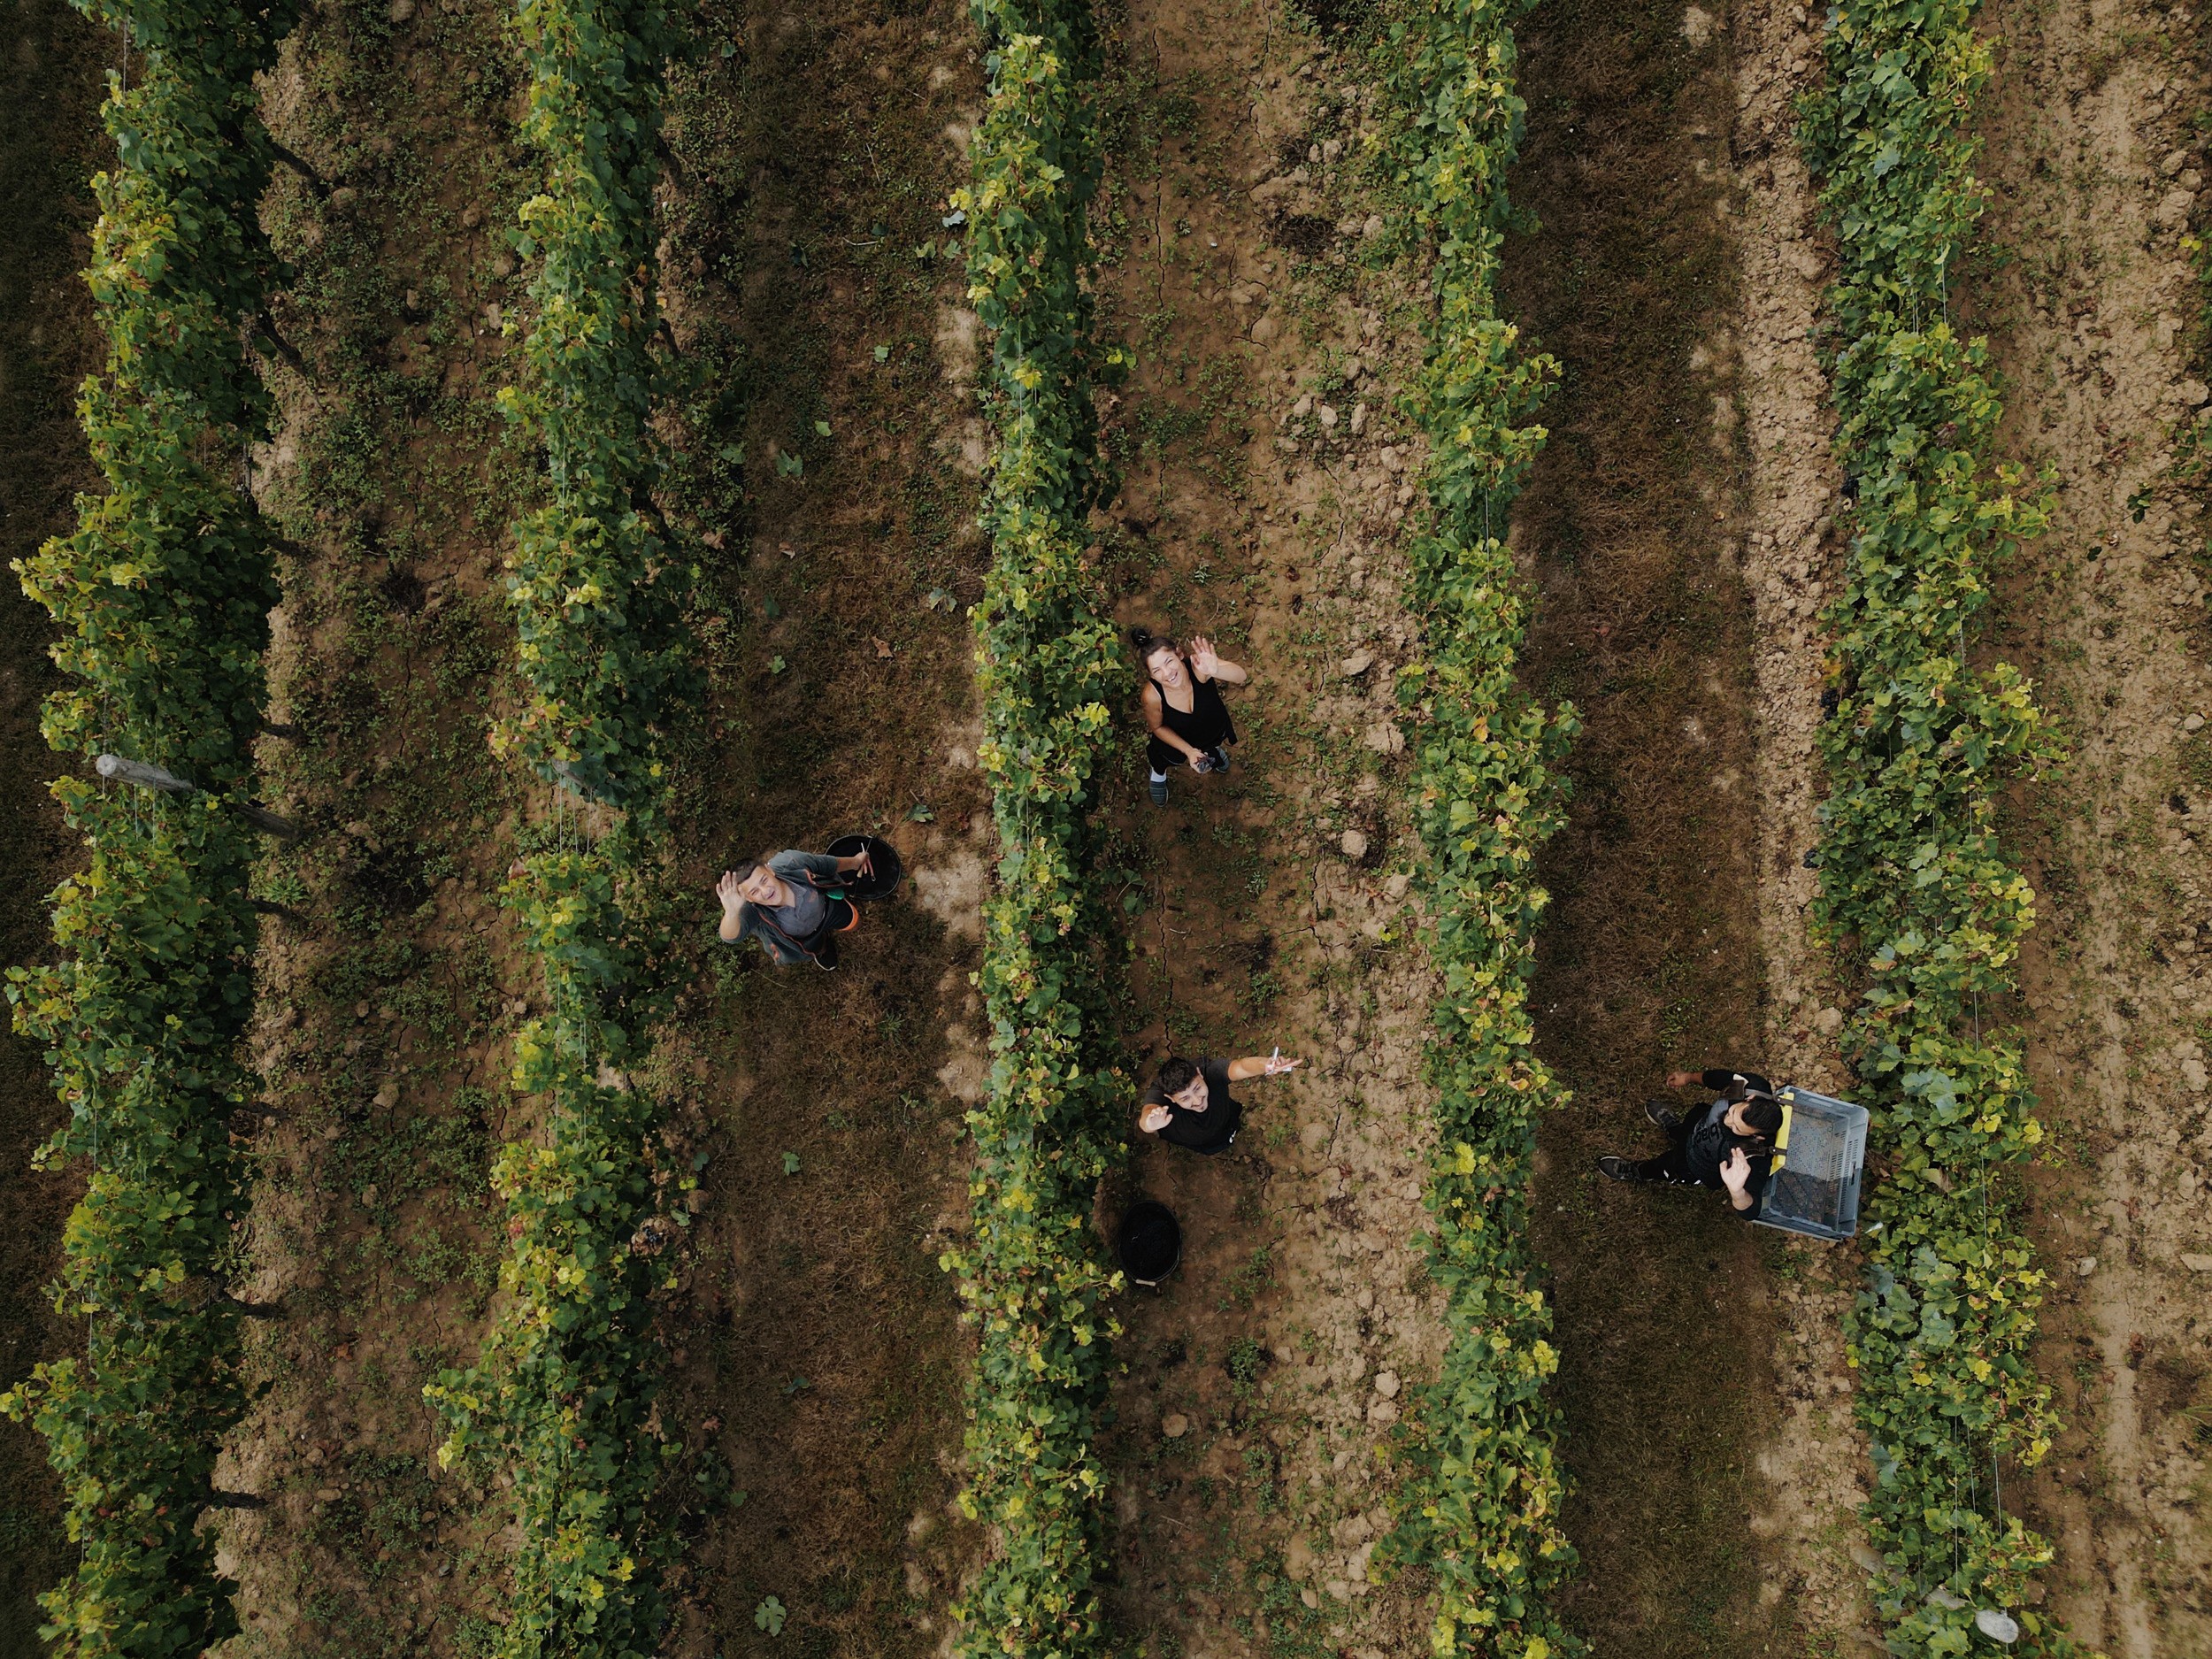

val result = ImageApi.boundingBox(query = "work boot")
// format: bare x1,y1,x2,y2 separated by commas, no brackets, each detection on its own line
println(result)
1596,1156,1641,1183
1643,1099,1682,1133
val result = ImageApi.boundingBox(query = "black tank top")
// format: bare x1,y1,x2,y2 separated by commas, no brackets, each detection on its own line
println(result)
1151,666,1235,754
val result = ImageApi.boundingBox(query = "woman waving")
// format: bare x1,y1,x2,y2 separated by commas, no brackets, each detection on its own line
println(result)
1133,626,1248,805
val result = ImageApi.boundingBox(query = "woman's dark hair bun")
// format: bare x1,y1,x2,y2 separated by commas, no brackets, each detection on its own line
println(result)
1129,626,1157,652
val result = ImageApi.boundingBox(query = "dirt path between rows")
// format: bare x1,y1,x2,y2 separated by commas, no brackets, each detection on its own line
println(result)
1082,1,1897,1654
1086,4,1455,1653
215,2,541,1647
649,0,995,1652
1508,0,1874,1651
1974,0,2212,1651
1719,0,1885,1643
0,0,105,1644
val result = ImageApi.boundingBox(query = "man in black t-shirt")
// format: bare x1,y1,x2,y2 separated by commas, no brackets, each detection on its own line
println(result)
1138,1050,1302,1156
1597,1066,1782,1215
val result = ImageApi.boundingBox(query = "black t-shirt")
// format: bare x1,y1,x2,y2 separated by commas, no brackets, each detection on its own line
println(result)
1700,1068,1774,1102
1683,1068,1778,1202
1142,1057,1241,1155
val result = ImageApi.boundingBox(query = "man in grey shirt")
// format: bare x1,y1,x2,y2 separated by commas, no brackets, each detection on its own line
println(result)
716,846,875,969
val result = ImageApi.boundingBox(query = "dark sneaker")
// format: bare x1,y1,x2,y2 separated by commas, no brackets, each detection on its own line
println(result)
1644,1100,1682,1133
1596,1156,1640,1183
1148,777,1169,805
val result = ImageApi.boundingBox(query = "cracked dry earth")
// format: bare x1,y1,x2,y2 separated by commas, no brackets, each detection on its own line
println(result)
1975,0,2212,1651
1086,4,1454,1655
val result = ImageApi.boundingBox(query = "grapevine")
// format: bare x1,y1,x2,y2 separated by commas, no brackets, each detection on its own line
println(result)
420,0,697,1652
1800,2,2082,1651
936,0,1132,1653
0,1,296,1654
1374,4,1582,1655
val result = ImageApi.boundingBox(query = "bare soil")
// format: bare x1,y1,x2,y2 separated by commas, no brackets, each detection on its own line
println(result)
0,3,119,1648
1713,0,1883,1645
1083,4,1462,1654
648,0,998,1652
210,3,539,1650
1504,0,1877,1650
1972,0,2212,1651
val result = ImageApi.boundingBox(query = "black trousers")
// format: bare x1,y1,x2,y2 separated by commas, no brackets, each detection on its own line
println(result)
808,897,855,966
1631,1107,1719,1187
1146,737,1233,776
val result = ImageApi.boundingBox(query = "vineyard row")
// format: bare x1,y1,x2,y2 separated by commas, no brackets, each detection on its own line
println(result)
1801,0,2075,1652
940,0,1129,1648
420,0,702,1654
1,0,296,1653
1379,0,1579,1653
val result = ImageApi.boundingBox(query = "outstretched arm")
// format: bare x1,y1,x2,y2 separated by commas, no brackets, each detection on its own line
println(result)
1187,636,1248,686
716,872,749,943
1668,1067,1772,1094
1225,1053,1302,1082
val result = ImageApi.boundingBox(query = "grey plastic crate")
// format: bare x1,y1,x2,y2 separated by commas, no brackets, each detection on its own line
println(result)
1752,1087,1870,1242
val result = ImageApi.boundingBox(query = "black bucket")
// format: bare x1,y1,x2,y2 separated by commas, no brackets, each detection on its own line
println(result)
827,833,902,901
1116,1201,1181,1288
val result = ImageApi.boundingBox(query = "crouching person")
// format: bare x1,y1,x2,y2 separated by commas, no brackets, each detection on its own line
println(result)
1597,1066,1782,1215
716,845,875,971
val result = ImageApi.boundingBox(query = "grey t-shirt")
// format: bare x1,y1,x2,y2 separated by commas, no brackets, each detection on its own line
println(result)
732,850,842,963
